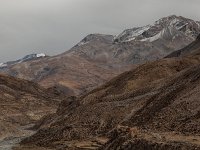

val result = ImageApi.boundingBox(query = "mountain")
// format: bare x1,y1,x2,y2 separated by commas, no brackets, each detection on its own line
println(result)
166,34,200,58
1,15,200,96
16,36,200,149
70,15,200,65
0,51,124,96
0,74,63,149
0,53,46,68
114,15,200,43
0,34,134,96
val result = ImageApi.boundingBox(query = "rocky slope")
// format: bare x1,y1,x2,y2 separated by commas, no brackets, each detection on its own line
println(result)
1,52,124,96
1,15,200,96
68,16,200,65
166,34,200,58
0,74,63,149
16,36,200,149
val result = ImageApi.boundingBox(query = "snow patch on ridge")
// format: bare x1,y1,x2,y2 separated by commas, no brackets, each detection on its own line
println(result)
0,63,7,68
114,25,151,42
0,53,46,68
36,53,46,57
77,41,89,46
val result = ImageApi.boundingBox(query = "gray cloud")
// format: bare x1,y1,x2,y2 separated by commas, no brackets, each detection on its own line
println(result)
0,0,199,62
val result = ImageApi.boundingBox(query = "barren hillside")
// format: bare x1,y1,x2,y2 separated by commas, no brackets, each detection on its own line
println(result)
16,36,200,149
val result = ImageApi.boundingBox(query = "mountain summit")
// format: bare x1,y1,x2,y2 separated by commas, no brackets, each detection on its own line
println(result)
114,15,200,43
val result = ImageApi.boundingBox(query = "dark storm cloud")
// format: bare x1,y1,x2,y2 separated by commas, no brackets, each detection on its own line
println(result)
0,0,199,62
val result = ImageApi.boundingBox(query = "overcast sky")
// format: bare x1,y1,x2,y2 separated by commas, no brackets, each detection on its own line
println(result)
0,0,200,62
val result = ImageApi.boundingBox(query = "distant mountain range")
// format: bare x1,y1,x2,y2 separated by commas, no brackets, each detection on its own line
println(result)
0,53,46,68
1,15,200,95
2,15,200,150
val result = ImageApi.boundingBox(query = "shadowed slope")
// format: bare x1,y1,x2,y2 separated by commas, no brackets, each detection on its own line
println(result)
0,74,62,142
166,35,200,58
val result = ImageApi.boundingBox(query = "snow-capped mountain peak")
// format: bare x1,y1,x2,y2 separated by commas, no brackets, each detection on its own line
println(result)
36,53,46,58
114,15,200,43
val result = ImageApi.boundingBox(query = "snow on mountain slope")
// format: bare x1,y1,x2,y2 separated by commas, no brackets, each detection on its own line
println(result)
0,53,46,68
1,15,200,96
36,53,46,57
114,15,200,43
0,63,7,67
115,25,151,42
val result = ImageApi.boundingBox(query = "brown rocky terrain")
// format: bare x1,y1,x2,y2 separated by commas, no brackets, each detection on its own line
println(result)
0,74,63,149
14,36,200,149
1,15,200,96
1,52,127,96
